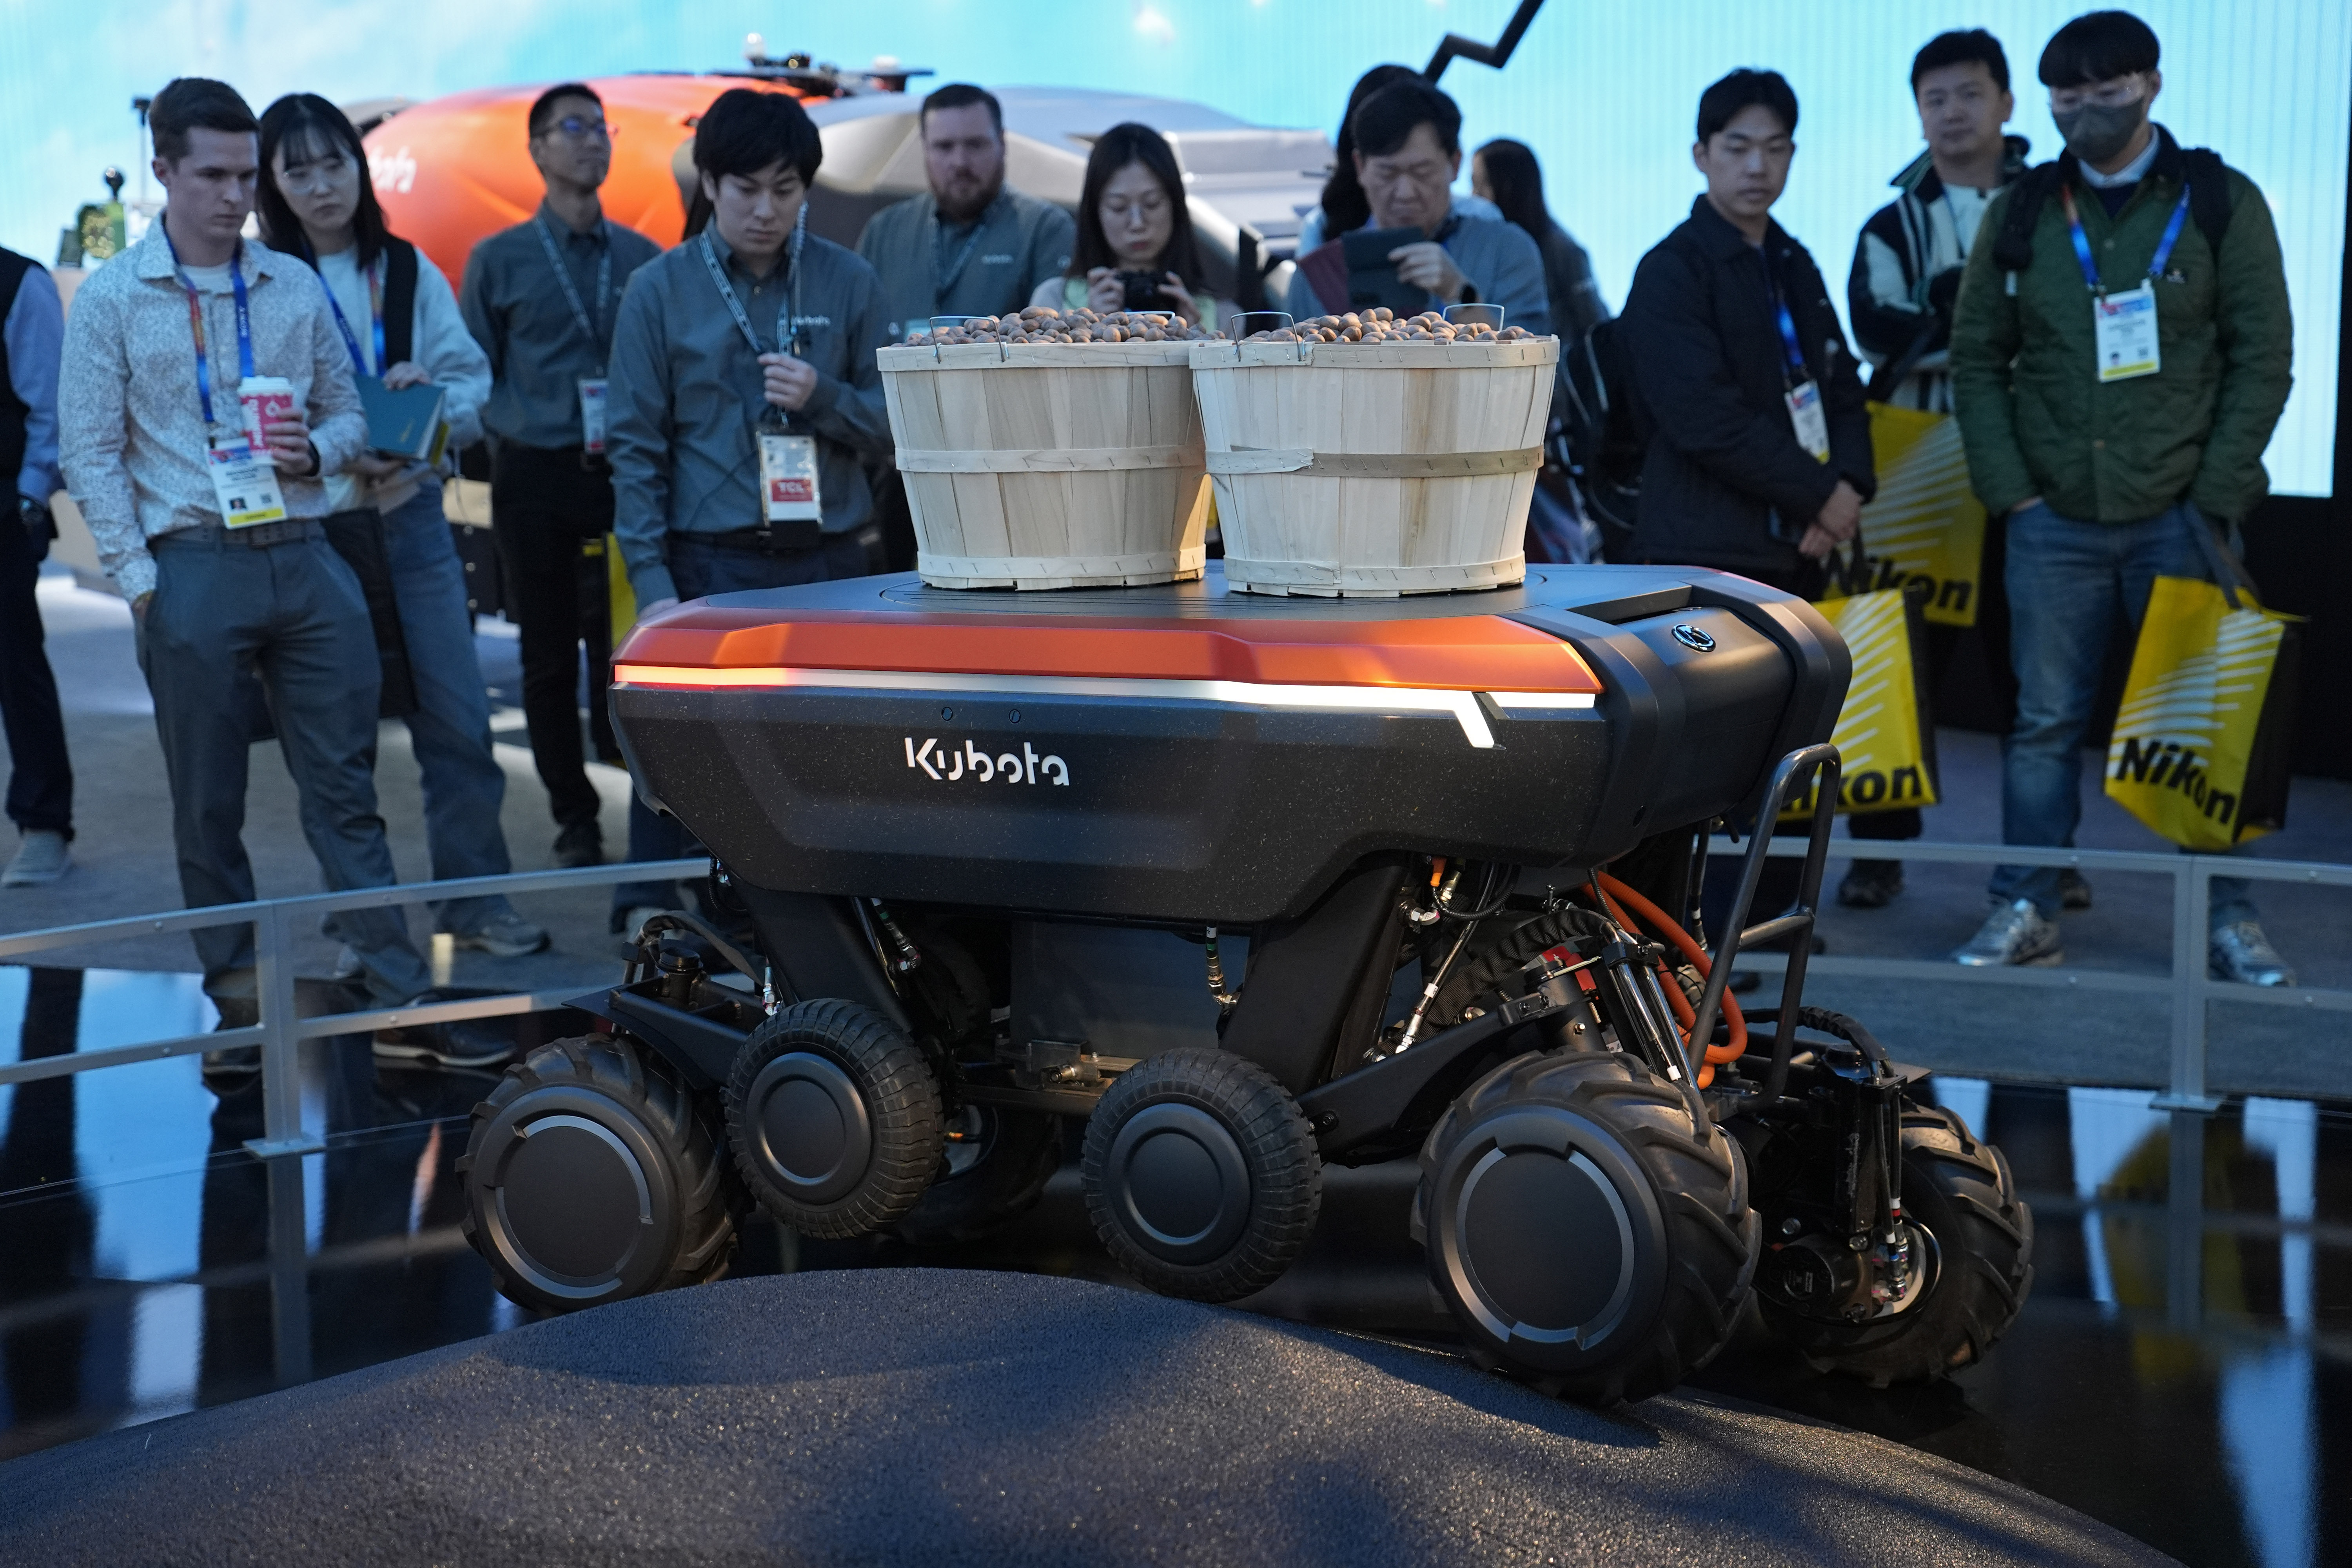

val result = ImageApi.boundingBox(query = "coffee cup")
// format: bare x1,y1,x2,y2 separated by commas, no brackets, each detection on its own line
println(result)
237,376,297,452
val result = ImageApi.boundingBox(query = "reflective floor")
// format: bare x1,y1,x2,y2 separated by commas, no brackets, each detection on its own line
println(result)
0,965,2345,1567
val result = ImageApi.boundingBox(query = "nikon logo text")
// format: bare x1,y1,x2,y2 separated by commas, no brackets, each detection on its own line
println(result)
906,738,1069,786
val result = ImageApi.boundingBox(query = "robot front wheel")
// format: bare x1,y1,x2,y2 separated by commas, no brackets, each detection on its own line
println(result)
459,1034,739,1315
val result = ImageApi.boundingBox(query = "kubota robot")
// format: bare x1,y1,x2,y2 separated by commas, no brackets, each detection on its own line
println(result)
457,563,2033,1404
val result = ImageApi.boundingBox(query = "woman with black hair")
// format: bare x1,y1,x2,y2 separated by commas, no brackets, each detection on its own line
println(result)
256,93,548,986
1028,122,1217,328
1472,138,1609,341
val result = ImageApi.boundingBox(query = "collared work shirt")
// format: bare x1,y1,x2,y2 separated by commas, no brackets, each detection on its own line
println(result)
606,227,893,606
856,188,1075,342
459,204,661,448
57,223,367,601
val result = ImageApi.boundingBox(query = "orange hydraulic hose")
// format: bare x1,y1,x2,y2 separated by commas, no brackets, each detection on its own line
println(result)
1595,870,1748,1089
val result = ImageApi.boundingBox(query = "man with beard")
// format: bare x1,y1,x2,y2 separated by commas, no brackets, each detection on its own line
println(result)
855,84,1075,343
1948,10,2294,982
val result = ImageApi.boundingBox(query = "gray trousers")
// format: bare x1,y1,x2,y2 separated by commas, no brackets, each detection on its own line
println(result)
139,525,431,1004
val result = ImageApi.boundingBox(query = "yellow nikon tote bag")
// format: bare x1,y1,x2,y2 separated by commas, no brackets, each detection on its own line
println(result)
1818,404,1987,627
1781,565,1940,821
2105,517,2302,851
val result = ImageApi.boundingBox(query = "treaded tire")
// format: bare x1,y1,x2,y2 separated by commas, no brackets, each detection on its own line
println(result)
1082,1047,1321,1303
1762,1102,2034,1385
1415,1050,1758,1406
725,999,944,1240
896,1106,1063,1246
459,1033,735,1315
1427,907,1612,1026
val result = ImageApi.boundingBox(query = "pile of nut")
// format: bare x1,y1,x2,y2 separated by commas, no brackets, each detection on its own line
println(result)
1244,308,1539,344
908,306,1220,345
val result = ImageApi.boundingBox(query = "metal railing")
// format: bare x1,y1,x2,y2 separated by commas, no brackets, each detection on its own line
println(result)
0,859,710,1155
1711,836,2352,1111
1,842,2347,1152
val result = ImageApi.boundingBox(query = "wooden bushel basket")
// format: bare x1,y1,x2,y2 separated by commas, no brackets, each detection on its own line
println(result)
879,340,1210,590
1188,336,1559,596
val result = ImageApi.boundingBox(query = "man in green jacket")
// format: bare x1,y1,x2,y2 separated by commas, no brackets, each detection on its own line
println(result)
1949,10,2294,983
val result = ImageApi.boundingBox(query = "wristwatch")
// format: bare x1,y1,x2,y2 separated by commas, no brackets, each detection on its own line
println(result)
16,494,50,539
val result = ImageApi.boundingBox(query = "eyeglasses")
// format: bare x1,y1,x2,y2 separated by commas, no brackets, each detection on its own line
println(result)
276,155,351,193
2048,76,2147,114
539,115,617,142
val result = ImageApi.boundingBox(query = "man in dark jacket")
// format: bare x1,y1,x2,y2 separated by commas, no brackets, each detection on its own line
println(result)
1621,69,1872,593
1949,11,2295,983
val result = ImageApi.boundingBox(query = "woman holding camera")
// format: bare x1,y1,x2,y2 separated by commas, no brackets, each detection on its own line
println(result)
1029,122,1219,328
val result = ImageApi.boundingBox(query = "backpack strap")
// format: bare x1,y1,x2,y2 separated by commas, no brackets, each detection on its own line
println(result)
381,238,419,368
1989,162,2064,274
2180,148,2236,258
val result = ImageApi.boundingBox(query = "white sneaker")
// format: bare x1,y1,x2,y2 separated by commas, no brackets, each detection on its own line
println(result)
2,830,70,887
446,909,551,958
331,944,365,982
2210,920,2295,987
1953,898,2063,968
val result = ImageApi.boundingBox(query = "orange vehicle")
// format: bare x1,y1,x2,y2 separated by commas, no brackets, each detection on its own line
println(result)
358,52,920,288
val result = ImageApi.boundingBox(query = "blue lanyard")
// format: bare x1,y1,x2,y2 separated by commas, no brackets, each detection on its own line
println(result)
162,225,256,436
1765,268,1809,387
2062,182,2192,295
316,255,385,376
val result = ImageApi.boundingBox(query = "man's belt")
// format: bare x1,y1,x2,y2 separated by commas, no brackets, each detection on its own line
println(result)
156,519,320,549
688,521,827,554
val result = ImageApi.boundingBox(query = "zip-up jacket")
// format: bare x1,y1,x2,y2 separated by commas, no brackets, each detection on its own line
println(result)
1847,136,2027,410
1620,197,1874,578
1950,126,2292,524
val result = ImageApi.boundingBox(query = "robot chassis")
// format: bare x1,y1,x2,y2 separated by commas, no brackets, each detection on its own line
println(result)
457,564,2034,1403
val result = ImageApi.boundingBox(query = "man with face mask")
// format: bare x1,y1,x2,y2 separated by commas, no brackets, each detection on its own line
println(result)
1948,11,2294,983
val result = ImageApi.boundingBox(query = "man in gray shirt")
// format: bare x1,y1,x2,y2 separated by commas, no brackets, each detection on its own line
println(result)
459,82,661,870
604,89,892,934
856,84,1075,342
1286,78,1549,336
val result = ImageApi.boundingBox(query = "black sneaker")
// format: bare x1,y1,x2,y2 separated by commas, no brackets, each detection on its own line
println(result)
2061,869,2093,910
202,995,262,1088
552,820,604,869
1837,859,1905,909
374,993,519,1070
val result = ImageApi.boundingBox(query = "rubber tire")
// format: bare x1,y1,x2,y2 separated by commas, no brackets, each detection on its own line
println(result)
1082,1047,1321,1303
724,999,944,1241
895,1106,1063,1246
1426,906,1612,1026
1761,1102,2034,1386
459,1034,735,1315
1416,1050,1759,1406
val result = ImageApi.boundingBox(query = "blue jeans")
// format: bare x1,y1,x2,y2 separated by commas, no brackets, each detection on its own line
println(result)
1992,501,2255,926
610,530,873,920
378,485,519,935
142,527,431,1005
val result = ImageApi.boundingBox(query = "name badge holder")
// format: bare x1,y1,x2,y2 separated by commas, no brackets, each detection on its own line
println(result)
2064,183,2191,385
701,214,823,527
1771,283,1831,462
536,214,615,451
170,233,289,528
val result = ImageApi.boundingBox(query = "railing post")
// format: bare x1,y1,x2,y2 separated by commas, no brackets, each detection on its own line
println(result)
245,900,325,1157
2154,855,2221,1112
265,1146,314,1387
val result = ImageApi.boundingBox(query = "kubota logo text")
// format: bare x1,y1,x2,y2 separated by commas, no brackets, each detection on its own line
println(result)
906,738,1069,786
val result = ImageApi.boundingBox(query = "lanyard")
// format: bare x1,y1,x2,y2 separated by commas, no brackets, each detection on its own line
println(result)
534,212,613,367
1764,265,1809,387
163,226,255,434
700,208,807,357
934,214,985,305
2061,182,2192,296
316,253,385,376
